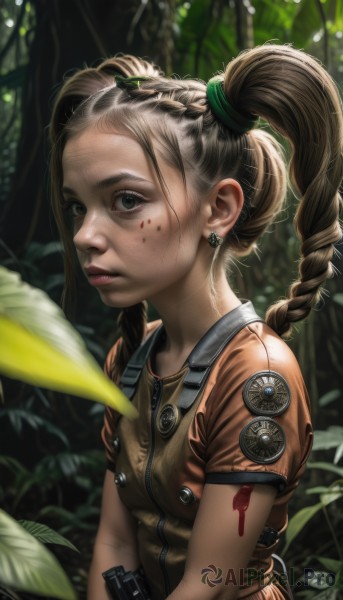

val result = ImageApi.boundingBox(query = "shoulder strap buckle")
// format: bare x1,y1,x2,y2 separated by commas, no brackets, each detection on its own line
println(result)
178,301,262,410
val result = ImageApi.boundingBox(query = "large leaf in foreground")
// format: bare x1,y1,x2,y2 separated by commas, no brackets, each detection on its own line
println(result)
18,521,79,552
0,267,136,418
0,510,76,599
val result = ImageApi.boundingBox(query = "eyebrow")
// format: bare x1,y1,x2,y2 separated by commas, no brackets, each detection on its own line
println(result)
62,171,151,195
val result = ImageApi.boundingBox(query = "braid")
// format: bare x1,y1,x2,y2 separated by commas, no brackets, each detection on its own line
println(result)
119,78,209,121
223,45,342,337
110,302,148,383
50,55,163,143
103,54,162,78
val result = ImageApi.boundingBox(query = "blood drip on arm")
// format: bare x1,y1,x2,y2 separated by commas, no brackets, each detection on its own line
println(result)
232,485,253,536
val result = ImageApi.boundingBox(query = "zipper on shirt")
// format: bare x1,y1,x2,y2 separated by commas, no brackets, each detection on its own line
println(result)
145,378,171,597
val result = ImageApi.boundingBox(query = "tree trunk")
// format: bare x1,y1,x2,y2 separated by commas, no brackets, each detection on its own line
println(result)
234,0,254,51
0,0,176,252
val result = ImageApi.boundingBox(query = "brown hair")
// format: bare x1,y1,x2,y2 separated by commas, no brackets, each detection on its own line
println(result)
50,45,342,380
50,54,163,139
50,55,163,380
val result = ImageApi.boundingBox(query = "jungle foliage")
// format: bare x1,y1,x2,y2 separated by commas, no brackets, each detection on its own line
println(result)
0,0,343,598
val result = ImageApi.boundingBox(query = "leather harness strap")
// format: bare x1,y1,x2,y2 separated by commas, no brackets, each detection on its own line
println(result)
120,301,263,411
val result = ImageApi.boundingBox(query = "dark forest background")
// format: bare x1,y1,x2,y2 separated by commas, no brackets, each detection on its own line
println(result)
0,1,343,599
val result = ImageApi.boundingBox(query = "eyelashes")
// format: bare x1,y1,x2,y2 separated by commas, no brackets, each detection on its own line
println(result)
61,190,148,222
111,191,146,213
62,199,86,217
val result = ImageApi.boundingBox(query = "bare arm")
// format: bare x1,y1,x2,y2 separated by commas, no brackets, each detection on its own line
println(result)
87,470,140,600
167,483,277,600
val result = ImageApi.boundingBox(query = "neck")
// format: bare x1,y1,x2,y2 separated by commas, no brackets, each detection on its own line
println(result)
150,269,241,376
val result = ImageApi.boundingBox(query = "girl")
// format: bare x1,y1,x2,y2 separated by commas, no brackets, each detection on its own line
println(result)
50,45,342,599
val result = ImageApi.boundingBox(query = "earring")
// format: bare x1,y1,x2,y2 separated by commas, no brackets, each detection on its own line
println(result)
207,231,223,248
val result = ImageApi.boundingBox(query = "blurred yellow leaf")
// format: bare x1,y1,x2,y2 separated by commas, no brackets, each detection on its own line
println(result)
0,267,136,418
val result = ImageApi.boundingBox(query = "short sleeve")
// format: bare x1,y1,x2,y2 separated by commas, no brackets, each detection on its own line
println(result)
203,322,313,494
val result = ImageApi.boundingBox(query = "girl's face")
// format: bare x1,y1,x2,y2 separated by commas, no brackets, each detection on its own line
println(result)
62,126,212,309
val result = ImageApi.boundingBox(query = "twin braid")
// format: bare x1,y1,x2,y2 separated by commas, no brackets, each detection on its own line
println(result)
228,47,343,338
116,77,210,122
110,302,148,383
266,189,341,337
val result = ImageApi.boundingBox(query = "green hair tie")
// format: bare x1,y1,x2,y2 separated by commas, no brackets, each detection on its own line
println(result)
206,76,258,134
115,75,150,89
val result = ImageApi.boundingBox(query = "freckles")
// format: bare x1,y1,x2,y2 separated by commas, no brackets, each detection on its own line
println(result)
140,219,162,242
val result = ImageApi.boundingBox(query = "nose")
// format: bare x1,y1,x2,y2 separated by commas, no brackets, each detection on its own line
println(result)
73,213,108,254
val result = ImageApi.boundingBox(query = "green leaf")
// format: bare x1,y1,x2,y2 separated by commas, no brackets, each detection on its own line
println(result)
304,589,338,599
316,557,343,574
18,521,79,552
320,484,343,505
312,427,343,451
318,389,341,407
282,502,322,555
291,0,321,46
335,566,343,590
333,293,343,306
305,486,338,494
0,267,137,418
0,456,30,477
0,585,19,599
0,510,76,599
283,483,343,555
254,0,298,44
291,0,340,46
1,408,69,445
38,505,98,533
307,462,343,477
334,443,343,465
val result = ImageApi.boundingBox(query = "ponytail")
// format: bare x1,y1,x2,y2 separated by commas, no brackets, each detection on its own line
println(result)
222,45,343,336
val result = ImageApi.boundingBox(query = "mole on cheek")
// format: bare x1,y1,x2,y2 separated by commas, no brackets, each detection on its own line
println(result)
142,238,146,243
140,221,144,229
148,219,151,225
157,225,161,231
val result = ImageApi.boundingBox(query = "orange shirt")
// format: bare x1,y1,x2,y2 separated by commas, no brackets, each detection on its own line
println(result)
102,312,312,599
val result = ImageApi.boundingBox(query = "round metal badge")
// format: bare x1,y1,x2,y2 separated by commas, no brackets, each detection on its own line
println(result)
242,371,290,416
239,417,286,464
157,404,180,438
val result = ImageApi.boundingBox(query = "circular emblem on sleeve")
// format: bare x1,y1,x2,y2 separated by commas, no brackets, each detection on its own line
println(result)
239,417,286,464
157,404,180,438
242,371,290,416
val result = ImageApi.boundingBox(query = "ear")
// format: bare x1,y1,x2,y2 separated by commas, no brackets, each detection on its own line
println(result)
204,178,244,239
